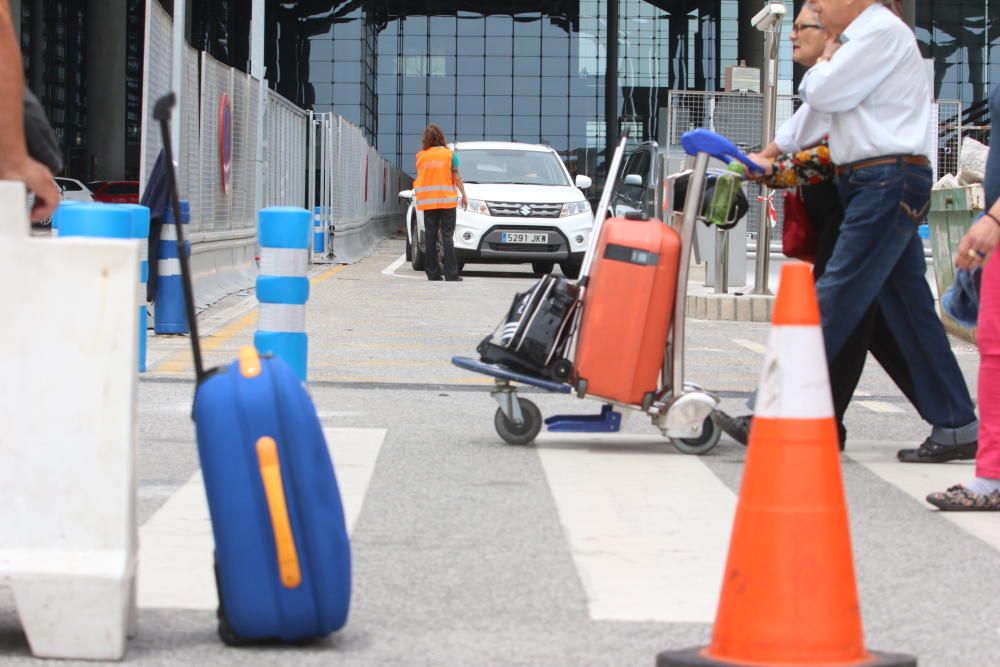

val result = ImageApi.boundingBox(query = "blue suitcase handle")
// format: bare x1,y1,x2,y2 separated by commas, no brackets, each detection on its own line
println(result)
680,129,764,174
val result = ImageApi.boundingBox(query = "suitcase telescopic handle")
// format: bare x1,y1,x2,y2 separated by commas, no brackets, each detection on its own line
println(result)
256,437,303,589
153,93,205,382
579,131,630,282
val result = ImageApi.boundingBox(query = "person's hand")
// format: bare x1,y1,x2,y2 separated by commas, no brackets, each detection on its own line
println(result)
746,153,775,180
0,155,59,222
460,196,468,210
955,214,1000,270
818,38,841,62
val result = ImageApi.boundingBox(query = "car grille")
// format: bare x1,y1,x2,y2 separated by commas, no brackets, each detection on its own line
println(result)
486,242,563,253
487,202,562,218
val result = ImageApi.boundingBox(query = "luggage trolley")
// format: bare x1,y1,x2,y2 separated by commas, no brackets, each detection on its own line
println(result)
452,129,762,454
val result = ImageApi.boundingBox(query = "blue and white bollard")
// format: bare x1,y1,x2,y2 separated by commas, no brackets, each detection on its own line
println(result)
313,206,325,255
121,204,151,372
255,207,311,382
155,200,191,334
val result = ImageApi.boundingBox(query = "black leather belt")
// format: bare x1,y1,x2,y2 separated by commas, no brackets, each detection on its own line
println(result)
836,154,930,176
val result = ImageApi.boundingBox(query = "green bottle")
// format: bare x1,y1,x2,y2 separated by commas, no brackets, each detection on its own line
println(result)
705,161,746,227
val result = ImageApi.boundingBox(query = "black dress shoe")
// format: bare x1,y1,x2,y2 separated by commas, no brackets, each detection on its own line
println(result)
427,276,443,281
445,276,463,282
712,411,750,446
897,438,977,463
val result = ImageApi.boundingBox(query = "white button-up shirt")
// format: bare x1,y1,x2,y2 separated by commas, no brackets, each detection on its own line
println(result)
799,2,930,165
774,103,830,154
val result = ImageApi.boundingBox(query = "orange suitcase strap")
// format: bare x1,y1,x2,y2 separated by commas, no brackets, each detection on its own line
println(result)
256,436,303,588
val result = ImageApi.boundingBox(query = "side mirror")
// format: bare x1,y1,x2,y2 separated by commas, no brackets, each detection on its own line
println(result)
623,174,643,187
398,189,414,199
575,175,593,189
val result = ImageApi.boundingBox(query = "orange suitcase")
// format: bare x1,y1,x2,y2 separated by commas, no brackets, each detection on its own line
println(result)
574,213,681,406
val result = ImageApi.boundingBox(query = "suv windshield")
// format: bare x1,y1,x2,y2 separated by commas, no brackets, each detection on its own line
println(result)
455,149,570,186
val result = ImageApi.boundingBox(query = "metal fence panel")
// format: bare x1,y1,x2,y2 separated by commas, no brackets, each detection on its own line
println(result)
180,44,201,223
665,90,963,243
139,0,172,193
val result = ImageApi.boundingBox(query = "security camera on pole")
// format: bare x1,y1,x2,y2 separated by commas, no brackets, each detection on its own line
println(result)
751,2,785,296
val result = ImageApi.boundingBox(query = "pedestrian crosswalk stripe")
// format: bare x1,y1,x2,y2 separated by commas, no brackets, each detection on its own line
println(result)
732,338,767,355
537,434,737,623
855,400,905,414
137,427,386,610
847,441,1000,551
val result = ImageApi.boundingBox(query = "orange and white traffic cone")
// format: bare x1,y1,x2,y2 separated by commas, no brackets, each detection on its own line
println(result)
657,263,916,667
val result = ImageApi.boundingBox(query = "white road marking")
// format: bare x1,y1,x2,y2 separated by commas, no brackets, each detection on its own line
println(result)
733,338,767,355
137,427,386,610
537,434,736,623
382,253,410,277
855,400,905,414
854,390,873,397
847,441,1000,552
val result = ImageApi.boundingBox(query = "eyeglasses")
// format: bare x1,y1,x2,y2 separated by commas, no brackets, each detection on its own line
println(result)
791,23,824,34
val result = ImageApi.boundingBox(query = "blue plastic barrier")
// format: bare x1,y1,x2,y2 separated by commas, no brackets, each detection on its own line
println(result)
314,206,325,255
155,200,191,334
255,207,312,381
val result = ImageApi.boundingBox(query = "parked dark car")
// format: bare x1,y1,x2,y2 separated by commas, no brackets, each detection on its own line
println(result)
89,180,140,204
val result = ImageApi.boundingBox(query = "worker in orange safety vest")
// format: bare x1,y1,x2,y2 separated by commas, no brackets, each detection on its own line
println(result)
414,124,468,281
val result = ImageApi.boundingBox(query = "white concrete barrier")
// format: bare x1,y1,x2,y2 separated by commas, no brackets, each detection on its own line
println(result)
0,181,139,660
329,213,405,264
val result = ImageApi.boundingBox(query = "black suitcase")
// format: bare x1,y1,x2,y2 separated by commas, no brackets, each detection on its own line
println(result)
477,274,579,381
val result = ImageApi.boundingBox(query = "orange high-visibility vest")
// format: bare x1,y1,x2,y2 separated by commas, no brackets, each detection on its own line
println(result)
414,146,457,211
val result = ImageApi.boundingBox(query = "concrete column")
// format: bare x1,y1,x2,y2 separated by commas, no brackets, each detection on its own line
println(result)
87,0,128,180
10,0,21,42
738,1,766,75
29,0,42,95
250,0,265,79
604,0,618,166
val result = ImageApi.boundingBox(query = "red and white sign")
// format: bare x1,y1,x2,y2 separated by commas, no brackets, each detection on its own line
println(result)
218,93,233,194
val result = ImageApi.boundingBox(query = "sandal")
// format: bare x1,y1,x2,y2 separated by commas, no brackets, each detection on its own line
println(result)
926,485,1000,511
897,438,977,463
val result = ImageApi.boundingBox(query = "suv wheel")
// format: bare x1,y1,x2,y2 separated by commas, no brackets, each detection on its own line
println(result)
531,261,554,276
410,222,426,272
560,261,581,279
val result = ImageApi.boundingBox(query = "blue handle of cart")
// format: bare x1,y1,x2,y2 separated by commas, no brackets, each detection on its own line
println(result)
680,129,764,174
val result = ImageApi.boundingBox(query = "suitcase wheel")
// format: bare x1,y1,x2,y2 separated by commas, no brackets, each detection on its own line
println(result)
548,359,574,383
494,398,542,446
671,416,722,456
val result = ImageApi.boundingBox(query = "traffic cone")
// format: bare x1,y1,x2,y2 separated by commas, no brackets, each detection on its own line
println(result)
657,263,916,667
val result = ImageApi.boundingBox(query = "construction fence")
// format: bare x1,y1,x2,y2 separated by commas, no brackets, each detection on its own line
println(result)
140,1,407,306
310,113,413,264
663,90,964,244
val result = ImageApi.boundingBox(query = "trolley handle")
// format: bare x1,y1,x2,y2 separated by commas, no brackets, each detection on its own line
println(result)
680,129,764,175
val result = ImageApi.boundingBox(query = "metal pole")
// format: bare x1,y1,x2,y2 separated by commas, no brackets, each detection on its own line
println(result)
604,0,619,173
249,0,265,78
170,0,187,164
715,228,729,294
753,25,781,295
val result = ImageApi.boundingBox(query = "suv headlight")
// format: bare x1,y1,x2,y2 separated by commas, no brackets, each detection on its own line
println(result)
560,200,592,217
464,199,491,215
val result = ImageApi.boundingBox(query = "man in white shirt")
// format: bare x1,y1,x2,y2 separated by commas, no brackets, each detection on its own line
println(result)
800,0,978,463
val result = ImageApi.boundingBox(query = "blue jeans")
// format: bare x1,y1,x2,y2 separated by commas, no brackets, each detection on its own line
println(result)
814,161,978,445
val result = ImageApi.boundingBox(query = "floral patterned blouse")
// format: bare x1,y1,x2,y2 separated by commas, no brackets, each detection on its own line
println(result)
765,137,836,189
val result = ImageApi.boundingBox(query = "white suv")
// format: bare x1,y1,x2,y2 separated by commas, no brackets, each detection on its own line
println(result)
400,142,593,278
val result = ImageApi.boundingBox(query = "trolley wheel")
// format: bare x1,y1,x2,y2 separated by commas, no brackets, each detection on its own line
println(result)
494,398,542,446
549,358,574,382
672,416,722,455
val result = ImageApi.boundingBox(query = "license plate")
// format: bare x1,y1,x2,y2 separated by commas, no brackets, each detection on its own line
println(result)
500,232,548,244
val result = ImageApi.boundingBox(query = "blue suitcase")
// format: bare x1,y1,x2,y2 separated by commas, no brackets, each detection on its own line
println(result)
195,348,351,643
154,94,351,644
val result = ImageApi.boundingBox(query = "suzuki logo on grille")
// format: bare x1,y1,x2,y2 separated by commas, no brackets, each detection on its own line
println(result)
519,205,532,217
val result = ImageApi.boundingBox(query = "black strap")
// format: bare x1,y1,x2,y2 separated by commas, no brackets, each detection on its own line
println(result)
604,243,659,266
153,93,205,382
